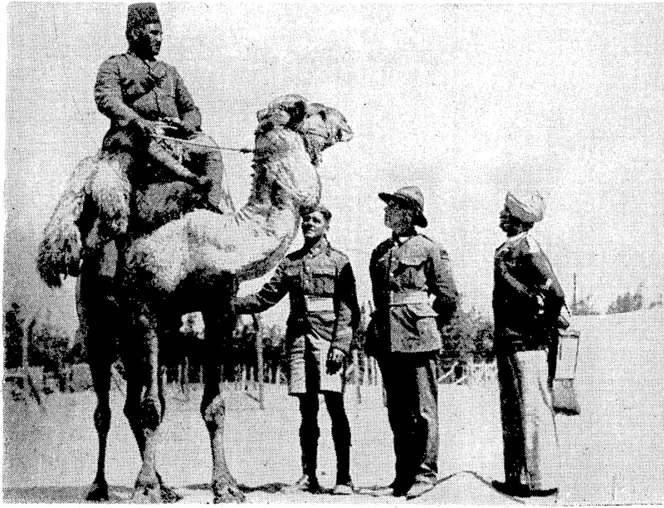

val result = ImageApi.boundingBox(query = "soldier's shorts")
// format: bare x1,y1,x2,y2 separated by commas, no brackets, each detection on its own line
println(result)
289,333,344,395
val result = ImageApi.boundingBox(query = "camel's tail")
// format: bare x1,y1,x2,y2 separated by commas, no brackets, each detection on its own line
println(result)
37,153,131,287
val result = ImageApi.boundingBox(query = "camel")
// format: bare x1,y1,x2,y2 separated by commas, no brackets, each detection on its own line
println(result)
37,95,353,503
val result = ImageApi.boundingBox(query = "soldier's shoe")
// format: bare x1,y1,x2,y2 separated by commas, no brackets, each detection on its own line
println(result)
331,482,354,495
405,481,436,499
281,475,321,494
523,487,559,497
366,482,408,497
492,480,552,498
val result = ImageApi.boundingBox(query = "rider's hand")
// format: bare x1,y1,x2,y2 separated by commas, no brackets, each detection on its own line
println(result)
326,347,345,375
130,116,157,137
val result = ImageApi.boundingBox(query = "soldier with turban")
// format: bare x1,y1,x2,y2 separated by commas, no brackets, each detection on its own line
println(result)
492,191,565,498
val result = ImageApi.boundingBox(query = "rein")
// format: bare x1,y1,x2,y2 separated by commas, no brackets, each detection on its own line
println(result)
152,134,254,154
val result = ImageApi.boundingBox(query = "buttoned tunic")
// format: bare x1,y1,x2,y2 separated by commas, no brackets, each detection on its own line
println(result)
369,232,458,354
234,237,359,394
95,51,201,130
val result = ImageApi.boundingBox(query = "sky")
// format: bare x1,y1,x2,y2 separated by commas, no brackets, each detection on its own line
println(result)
3,2,664,332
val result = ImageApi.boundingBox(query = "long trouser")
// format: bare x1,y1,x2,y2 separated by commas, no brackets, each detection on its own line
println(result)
298,392,352,484
496,350,559,490
378,352,439,488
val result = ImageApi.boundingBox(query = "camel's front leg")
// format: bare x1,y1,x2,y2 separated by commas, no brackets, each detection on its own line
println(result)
78,271,115,502
201,315,245,503
128,309,169,503
85,351,113,502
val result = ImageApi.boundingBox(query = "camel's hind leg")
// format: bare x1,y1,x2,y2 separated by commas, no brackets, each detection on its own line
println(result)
200,285,245,503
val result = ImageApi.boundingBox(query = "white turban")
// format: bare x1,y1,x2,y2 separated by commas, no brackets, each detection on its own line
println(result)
505,191,545,223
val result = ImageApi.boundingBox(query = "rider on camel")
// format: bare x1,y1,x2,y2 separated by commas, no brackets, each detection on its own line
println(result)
95,2,226,212
89,2,227,280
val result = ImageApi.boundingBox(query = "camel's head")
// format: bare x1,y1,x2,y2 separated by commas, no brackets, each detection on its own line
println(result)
298,102,354,151
256,95,353,164
252,95,352,209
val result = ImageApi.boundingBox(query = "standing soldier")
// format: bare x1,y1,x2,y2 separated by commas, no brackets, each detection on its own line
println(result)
367,186,458,499
491,191,563,498
233,204,360,495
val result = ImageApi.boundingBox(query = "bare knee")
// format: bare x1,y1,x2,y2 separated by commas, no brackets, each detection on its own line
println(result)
201,396,226,426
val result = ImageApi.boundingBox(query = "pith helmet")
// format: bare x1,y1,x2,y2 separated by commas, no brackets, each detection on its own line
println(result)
378,185,428,228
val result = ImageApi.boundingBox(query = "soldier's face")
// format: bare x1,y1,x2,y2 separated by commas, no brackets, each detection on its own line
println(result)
134,23,162,57
302,211,329,241
384,201,413,232
500,208,520,235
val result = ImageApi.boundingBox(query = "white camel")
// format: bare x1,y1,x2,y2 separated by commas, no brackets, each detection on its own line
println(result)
37,94,353,503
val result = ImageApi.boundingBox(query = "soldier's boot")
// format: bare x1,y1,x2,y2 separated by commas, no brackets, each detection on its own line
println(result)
331,442,353,494
330,401,353,494
282,429,320,494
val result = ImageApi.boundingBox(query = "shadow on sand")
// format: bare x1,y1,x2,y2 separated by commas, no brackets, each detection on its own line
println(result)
3,472,524,503
356,470,525,503
2,485,133,503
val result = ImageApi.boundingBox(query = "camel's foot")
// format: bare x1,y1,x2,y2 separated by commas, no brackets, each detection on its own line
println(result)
212,480,246,504
130,477,182,503
85,481,109,502
160,484,183,503
130,484,163,504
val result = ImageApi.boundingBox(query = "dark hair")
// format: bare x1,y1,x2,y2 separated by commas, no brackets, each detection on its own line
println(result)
301,204,332,222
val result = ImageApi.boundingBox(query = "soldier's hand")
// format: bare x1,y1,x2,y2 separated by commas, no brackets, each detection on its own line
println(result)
326,347,345,374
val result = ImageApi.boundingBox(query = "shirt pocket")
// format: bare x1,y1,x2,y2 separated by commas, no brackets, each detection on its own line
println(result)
395,254,428,288
407,303,440,340
283,265,302,288
311,265,336,295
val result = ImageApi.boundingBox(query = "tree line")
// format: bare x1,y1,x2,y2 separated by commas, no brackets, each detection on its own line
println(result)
5,284,662,385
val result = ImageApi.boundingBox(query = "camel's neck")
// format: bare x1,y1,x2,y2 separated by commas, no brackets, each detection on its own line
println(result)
232,205,301,282
127,128,317,290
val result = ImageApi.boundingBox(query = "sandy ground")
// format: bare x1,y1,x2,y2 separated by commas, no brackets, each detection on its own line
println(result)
3,308,663,505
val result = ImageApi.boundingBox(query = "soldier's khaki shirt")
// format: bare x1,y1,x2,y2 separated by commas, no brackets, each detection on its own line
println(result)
234,237,359,353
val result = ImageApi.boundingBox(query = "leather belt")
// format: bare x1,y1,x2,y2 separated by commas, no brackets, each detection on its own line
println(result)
389,290,429,306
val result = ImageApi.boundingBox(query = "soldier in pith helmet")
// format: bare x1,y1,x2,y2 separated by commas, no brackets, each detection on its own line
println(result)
367,185,458,499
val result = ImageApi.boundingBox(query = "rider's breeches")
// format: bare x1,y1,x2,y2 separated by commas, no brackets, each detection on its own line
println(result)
101,128,225,208
183,133,226,208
